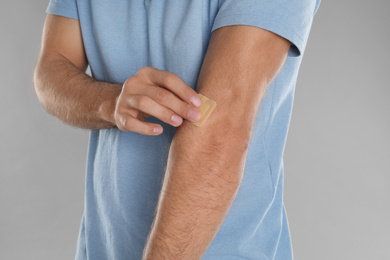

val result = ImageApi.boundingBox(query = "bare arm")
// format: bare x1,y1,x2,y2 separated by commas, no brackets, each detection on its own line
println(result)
142,25,290,259
34,14,202,134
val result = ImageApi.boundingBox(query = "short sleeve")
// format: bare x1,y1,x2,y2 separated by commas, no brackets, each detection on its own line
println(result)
211,0,321,57
46,0,79,20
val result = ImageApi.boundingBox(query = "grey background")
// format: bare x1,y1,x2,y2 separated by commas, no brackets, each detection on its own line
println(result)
1,0,389,259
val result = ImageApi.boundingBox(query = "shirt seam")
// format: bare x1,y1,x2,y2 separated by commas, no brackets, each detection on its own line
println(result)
212,12,305,44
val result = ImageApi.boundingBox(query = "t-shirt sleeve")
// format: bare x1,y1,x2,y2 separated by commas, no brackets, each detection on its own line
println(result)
46,0,79,20
211,0,321,57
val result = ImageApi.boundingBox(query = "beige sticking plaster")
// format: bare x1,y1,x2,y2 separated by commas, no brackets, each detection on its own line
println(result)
192,94,217,127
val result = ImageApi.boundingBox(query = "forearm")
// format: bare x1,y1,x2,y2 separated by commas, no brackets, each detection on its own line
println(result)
143,119,249,259
34,54,120,129
142,25,290,259
143,38,259,258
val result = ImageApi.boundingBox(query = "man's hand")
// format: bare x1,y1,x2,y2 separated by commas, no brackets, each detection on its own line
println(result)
114,66,201,135
34,14,201,135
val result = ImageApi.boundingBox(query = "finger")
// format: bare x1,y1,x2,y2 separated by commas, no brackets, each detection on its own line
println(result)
140,67,202,107
117,114,163,135
147,86,202,123
128,95,186,127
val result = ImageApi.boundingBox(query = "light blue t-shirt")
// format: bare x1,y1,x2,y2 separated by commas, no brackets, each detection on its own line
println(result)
47,0,319,259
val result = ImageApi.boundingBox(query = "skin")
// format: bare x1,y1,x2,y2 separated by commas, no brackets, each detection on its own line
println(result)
34,14,290,259
34,15,202,134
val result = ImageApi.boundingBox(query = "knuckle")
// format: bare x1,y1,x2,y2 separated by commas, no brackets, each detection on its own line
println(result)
134,67,147,80
136,96,150,110
137,66,154,77
155,88,169,103
124,76,136,86
162,73,177,87
124,118,133,130
116,115,129,132
125,96,136,109
123,77,138,94
137,66,149,74
114,108,125,121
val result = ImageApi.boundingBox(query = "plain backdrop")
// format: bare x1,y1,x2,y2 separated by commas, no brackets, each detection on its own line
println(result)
1,0,389,259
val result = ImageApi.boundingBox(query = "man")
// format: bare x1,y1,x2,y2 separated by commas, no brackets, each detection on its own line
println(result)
34,0,320,259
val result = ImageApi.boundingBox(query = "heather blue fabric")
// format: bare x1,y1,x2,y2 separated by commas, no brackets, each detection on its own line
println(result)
47,0,319,259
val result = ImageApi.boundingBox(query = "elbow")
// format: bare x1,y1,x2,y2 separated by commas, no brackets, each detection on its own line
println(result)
230,133,251,153
208,118,252,155
213,133,250,157
221,135,250,185
198,129,251,186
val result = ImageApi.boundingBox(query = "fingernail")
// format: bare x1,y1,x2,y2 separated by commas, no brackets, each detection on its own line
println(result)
188,108,201,122
190,95,202,107
153,126,163,135
171,114,183,126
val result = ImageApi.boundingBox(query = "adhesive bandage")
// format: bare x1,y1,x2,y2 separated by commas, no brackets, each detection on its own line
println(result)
192,94,217,127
